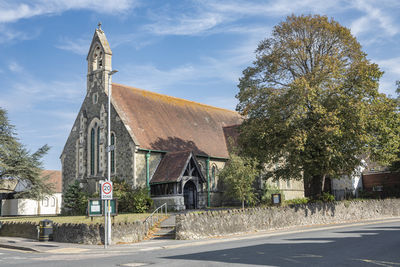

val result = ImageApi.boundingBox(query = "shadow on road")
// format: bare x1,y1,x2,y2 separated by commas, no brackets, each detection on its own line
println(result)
164,225,400,266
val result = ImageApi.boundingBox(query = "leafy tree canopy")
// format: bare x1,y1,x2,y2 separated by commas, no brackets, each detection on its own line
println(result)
0,107,52,199
219,153,258,209
236,15,400,198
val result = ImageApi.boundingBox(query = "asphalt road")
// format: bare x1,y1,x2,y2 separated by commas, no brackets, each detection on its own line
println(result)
1,219,399,266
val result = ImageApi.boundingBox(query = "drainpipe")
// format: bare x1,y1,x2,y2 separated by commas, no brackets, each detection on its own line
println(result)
206,157,210,207
146,151,151,191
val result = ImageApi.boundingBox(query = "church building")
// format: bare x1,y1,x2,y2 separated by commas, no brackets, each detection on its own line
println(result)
60,26,244,210
61,26,304,210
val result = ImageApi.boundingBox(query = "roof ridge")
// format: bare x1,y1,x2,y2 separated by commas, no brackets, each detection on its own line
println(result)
112,83,239,114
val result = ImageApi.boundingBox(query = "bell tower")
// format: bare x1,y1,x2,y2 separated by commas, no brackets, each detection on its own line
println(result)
86,23,113,94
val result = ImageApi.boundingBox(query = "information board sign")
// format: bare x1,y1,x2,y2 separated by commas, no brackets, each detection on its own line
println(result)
109,199,118,216
88,199,103,216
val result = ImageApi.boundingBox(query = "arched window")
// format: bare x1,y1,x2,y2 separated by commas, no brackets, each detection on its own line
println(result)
111,133,115,173
211,165,216,189
51,197,56,207
42,198,49,207
91,46,102,72
90,127,95,175
198,162,204,175
97,126,100,172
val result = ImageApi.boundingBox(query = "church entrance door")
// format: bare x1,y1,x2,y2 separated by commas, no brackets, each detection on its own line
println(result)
184,180,196,209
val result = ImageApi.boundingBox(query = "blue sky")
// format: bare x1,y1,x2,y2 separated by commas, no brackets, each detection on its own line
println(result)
1,0,399,171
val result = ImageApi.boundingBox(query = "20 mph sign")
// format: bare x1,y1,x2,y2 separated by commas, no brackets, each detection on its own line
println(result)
101,181,113,200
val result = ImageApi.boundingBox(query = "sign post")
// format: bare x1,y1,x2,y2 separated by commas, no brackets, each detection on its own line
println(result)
101,181,113,248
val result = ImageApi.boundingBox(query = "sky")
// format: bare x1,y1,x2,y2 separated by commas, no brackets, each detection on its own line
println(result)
1,0,400,171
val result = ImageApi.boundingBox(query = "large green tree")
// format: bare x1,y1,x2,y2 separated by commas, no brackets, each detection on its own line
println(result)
236,15,400,198
0,107,52,199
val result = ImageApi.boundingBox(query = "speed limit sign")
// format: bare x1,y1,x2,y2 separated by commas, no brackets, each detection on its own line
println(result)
101,181,113,200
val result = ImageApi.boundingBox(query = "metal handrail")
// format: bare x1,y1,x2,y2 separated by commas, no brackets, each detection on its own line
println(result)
143,203,167,232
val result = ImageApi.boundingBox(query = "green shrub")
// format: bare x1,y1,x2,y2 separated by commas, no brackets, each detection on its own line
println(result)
112,179,153,213
284,197,309,205
357,189,376,199
62,181,89,215
261,183,284,205
130,188,153,213
319,192,335,202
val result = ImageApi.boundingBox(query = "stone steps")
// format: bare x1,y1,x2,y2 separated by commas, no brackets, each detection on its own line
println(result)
152,215,176,240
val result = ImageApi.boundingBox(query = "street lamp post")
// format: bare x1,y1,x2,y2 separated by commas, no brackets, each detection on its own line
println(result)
105,69,118,248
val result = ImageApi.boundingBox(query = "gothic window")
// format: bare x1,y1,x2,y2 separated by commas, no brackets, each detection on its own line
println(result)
91,46,104,72
198,162,204,175
211,165,216,189
98,51,103,69
88,119,101,176
92,93,98,104
97,126,100,173
111,133,115,173
75,139,79,177
90,127,95,175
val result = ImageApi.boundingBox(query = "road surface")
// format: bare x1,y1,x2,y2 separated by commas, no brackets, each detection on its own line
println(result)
1,219,399,266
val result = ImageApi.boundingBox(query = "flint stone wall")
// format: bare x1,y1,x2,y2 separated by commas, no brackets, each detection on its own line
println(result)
0,220,150,245
176,199,400,240
0,222,38,239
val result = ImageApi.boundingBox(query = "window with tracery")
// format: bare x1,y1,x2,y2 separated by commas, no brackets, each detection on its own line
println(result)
90,127,95,175
97,126,100,172
111,133,115,173
211,165,216,189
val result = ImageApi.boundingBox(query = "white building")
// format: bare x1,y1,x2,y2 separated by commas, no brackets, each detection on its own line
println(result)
0,170,62,216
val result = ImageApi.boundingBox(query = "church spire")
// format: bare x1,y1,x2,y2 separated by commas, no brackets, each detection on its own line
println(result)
86,24,113,94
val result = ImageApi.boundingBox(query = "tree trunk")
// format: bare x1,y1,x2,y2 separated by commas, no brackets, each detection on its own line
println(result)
304,175,324,199
321,174,326,194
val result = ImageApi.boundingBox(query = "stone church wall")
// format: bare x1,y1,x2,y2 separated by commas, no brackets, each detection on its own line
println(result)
135,151,163,188
61,84,136,195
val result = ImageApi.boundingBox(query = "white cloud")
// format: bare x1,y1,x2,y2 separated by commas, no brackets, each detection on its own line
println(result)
207,0,346,16
0,0,138,23
0,66,84,112
56,37,90,55
350,0,399,38
373,56,400,96
0,24,38,43
144,0,348,36
376,57,400,76
117,35,259,109
8,61,23,72
145,12,226,36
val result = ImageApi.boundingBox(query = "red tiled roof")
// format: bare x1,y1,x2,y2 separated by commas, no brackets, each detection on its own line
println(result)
111,84,242,158
150,151,192,184
41,170,62,193
150,151,206,184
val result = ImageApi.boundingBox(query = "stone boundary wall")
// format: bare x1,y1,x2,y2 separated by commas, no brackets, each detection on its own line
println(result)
0,218,158,245
176,199,400,240
0,222,38,239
